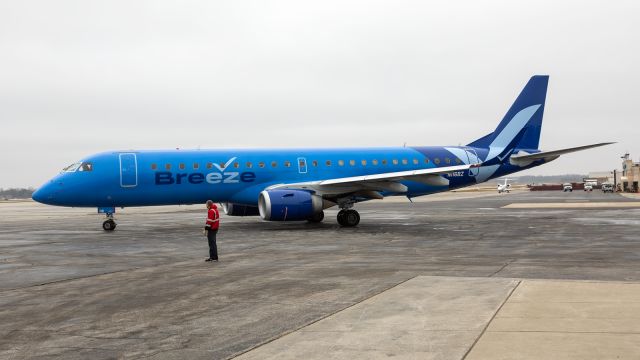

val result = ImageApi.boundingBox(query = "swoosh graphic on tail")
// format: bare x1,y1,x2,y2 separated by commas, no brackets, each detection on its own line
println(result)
486,104,541,160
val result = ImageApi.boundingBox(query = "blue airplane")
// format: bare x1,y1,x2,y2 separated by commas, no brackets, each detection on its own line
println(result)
32,75,612,230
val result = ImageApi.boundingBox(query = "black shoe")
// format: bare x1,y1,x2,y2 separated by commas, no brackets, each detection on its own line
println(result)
205,258,213,262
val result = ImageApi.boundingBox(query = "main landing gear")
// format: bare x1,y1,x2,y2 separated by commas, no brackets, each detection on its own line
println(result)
337,209,360,227
102,213,117,231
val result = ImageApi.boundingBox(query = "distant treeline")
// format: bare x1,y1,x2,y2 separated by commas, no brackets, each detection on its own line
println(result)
508,174,587,184
0,188,35,199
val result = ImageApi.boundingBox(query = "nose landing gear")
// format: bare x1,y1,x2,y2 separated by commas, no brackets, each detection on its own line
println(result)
99,207,117,231
103,219,116,231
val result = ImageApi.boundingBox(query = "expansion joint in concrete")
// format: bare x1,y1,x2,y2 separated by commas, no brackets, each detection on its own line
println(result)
229,275,419,359
461,279,522,360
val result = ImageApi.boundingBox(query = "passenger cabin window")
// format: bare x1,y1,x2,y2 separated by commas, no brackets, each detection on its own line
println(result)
325,160,332,166
284,161,291,167
445,158,451,164
219,162,226,169
193,163,199,170
179,163,185,170
392,159,398,165
424,158,430,164
206,162,213,169
412,159,419,165
271,161,277,167
381,159,387,165
151,163,158,170
312,160,318,167
234,162,240,169
258,162,265,168
349,160,355,166
434,158,440,164
246,162,253,168
361,160,367,166
338,160,344,166
372,159,378,165
165,164,172,170
402,159,408,165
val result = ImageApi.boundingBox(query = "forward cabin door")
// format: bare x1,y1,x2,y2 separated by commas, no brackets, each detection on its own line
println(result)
119,153,138,187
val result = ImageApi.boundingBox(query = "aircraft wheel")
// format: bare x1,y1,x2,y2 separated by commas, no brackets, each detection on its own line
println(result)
308,211,324,223
103,219,116,231
337,210,346,226
340,209,360,227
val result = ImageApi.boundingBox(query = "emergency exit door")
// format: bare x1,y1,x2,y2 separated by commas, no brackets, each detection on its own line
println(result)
119,153,138,187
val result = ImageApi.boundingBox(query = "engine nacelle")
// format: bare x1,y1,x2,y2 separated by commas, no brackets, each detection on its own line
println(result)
258,190,324,221
222,203,260,216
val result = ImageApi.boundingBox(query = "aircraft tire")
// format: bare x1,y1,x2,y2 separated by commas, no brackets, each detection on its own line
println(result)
103,220,116,231
308,211,324,223
337,210,346,226
341,210,360,227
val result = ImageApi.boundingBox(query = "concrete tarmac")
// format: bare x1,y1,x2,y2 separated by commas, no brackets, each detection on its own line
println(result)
1,190,640,359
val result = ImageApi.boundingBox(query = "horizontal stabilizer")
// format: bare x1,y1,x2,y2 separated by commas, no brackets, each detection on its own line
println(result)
509,142,615,166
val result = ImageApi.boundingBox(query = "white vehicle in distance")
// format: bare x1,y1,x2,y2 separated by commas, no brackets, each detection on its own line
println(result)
602,183,614,193
563,183,573,192
584,183,593,191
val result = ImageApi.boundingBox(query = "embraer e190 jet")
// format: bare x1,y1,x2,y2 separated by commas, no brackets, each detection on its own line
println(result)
32,76,612,230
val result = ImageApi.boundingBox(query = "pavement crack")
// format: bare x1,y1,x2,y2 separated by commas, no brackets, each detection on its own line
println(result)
0,267,142,292
489,259,515,277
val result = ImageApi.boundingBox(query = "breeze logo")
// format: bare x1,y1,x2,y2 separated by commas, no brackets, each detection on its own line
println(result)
155,157,256,185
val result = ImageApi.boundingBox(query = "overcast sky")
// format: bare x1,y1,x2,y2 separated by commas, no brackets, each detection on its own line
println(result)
1,0,638,188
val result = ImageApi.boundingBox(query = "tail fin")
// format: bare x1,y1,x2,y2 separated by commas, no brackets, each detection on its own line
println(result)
467,75,549,159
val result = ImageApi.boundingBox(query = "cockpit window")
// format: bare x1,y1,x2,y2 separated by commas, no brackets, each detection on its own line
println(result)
62,162,81,172
62,161,93,173
78,162,93,172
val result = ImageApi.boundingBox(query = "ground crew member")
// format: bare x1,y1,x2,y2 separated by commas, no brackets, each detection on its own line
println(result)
204,200,220,262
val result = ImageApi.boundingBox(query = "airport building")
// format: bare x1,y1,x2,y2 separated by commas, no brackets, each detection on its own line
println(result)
615,153,640,192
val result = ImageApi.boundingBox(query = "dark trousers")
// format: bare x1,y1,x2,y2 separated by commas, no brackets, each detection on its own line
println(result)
207,229,218,260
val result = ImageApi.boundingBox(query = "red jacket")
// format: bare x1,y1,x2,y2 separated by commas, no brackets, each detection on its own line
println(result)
206,206,220,230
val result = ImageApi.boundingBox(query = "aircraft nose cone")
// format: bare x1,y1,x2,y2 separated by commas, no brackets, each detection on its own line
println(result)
32,183,54,204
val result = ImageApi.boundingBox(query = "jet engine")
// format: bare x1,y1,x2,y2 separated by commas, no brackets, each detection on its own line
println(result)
258,190,326,221
222,203,260,216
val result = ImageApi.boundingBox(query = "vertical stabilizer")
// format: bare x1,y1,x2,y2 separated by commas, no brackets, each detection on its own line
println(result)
468,75,549,160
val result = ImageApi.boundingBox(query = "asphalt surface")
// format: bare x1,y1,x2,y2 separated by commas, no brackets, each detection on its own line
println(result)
1,190,639,359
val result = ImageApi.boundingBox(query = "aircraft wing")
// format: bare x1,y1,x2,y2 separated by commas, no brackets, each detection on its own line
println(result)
509,142,614,166
267,163,478,197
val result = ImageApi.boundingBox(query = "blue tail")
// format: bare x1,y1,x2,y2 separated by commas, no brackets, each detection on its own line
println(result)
467,75,549,160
